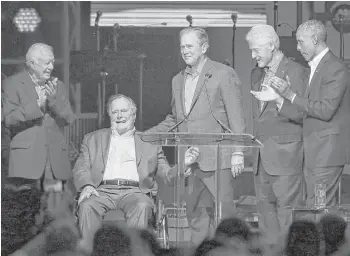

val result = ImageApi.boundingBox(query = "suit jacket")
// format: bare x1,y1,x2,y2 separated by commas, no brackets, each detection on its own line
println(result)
72,128,175,194
147,58,246,172
251,56,308,176
279,51,350,168
2,70,76,180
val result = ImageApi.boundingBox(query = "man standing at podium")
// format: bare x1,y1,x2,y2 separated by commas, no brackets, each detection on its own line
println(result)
247,25,307,244
147,27,246,246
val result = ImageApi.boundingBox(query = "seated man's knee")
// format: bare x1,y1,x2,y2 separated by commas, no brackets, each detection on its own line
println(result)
78,196,100,215
136,201,153,212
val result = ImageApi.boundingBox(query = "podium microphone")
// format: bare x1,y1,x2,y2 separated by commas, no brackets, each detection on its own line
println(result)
95,11,102,27
231,13,237,25
167,118,186,132
186,15,193,27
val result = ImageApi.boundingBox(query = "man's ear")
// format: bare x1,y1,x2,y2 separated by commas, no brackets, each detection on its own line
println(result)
201,42,209,54
312,34,318,45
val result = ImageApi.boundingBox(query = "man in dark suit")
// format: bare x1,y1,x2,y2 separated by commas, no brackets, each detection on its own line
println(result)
2,43,75,191
73,94,199,241
147,27,246,245
248,25,307,243
255,20,350,208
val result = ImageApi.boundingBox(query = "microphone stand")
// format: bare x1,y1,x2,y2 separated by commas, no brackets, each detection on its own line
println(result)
231,14,237,69
113,23,120,52
339,14,345,61
95,11,102,51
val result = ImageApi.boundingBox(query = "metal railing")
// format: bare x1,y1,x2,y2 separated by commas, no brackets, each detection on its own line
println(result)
64,113,98,156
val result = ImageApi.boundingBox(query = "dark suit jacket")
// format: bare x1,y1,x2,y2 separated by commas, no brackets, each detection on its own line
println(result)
2,70,76,180
279,51,350,168
147,58,246,172
251,56,308,176
72,129,175,194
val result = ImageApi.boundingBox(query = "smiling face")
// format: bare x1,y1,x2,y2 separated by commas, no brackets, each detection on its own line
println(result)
29,49,55,83
248,40,274,68
108,97,136,135
296,30,317,62
180,31,208,67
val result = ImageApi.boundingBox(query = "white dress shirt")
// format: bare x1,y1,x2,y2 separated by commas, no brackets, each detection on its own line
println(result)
308,47,329,85
103,128,139,181
290,47,329,103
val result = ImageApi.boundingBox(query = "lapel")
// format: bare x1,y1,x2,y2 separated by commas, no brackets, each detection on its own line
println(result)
190,59,212,110
305,51,332,97
181,59,213,116
179,71,186,115
251,67,264,118
101,129,112,168
259,56,289,117
134,132,143,166
20,71,40,101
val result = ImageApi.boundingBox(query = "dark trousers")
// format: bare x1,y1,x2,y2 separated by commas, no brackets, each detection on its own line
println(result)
185,168,236,246
77,185,153,240
254,156,304,244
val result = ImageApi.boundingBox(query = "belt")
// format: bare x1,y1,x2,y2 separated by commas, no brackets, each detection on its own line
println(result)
100,179,139,187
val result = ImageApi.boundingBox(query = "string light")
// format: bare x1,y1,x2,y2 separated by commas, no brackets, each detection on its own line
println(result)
13,8,41,33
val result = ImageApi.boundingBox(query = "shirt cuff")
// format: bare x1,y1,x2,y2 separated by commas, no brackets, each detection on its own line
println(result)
277,98,284,112
290,93,297,103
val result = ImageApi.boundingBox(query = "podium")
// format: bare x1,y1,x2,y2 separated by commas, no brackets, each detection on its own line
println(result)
137,132,263,245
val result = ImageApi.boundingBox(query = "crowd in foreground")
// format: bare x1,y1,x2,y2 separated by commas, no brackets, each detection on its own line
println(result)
2,187,350,256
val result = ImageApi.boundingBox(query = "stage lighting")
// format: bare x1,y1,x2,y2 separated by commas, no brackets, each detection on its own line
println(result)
13,8,41,33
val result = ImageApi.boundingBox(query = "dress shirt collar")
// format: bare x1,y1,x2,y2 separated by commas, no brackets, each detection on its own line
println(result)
308,47,329,68
264,51,284,74
184,56,207,78
111,126,136,137
28,71,45,87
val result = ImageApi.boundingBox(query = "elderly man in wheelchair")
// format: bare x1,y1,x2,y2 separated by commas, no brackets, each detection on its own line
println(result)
72,94,199,243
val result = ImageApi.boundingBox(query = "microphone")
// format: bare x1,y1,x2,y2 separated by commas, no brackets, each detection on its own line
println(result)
113,23,120,32
95,11,102,27
186,15,193,27
231,13,237,25
278,23,296,36
167,118,186,132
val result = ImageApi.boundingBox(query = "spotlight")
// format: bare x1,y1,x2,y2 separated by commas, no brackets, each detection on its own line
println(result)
13,8,41,33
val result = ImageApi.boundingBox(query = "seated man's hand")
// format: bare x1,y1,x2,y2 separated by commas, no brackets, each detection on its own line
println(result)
184,146,199,166
78,185,99,205
231,154,244,178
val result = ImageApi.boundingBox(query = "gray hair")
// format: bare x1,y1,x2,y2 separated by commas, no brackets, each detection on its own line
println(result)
179,27,209,47
245,24,280,50
25,43,53,66
297,20,327,42
107,94,137,115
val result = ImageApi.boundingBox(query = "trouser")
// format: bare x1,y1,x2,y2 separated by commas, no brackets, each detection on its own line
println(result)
77,185,154,240
185,168,236,247
254,157,304,244
304,165,344,208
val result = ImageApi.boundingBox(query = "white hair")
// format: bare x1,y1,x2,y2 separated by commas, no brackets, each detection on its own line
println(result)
107,94,137,115
25,43,53,66
245,25,280,50
297,20,327,42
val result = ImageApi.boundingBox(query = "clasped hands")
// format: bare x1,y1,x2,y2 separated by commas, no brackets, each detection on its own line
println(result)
37,77,58,108
250,75,296,103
